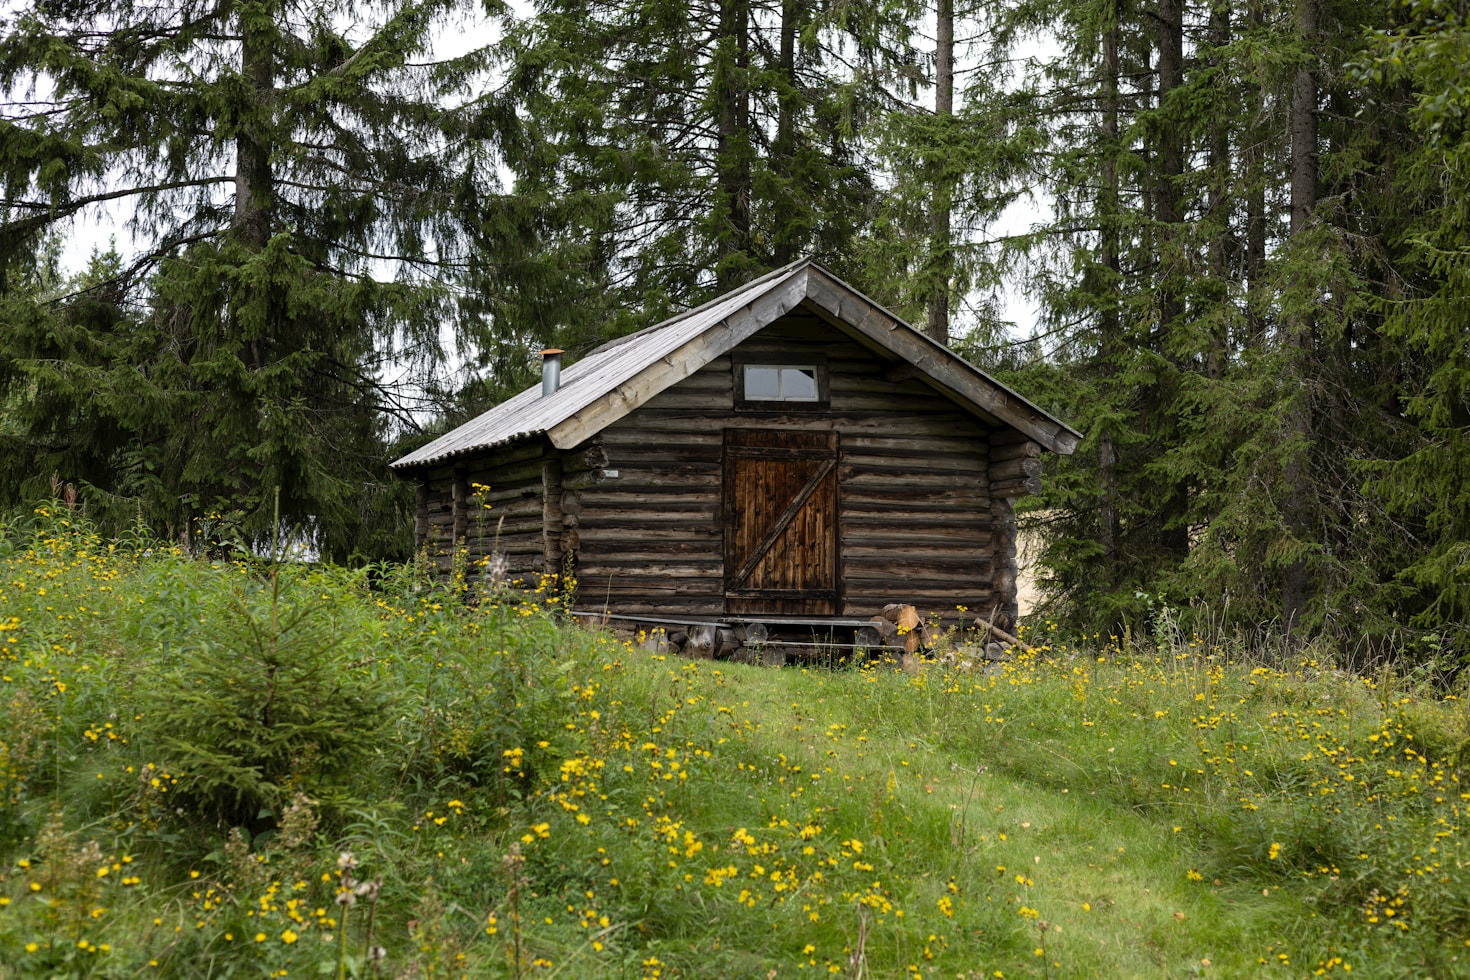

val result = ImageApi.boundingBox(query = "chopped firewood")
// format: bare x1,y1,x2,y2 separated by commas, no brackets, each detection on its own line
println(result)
685,624,717,659
868,616,899,641
880,603,921,631
715,628,742,658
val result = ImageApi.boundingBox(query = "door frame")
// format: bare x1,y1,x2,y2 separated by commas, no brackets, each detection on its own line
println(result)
722,428,841,614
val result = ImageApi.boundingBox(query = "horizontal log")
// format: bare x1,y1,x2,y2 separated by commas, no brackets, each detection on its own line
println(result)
473,496,543,518
828,392,959,414
839,503,989,522
562,469,607,491
578,494,718,514
601,424,723,444
576,600,725,616
838,487,987,507
645,371,732,394
843,576,994,591
605,453,725,471
842,515,995,531
840,545,992,563
989,439,1041,462
457,517,543,537
842,528,994,546
840,433,989,454
576,541,730,559
989,456,1042,483
577,521,721,536
577,470,721,491
576,563,723,579
471,458,545,487
577,583,726,599
839,461,986,481
842,559,994,576
990,475,1042,498
477,484,541,505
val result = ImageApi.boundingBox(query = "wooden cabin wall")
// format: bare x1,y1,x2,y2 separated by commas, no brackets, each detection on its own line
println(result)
413,439,550,585
571,310,998,619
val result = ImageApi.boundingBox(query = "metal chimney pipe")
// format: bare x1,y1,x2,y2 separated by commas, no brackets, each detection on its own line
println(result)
540,349,565,397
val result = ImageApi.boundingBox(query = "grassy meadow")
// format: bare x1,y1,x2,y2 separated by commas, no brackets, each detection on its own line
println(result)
1,507,1468,978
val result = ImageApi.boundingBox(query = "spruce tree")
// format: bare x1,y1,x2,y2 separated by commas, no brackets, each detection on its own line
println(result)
1361,1,1470,627
858,0,1034,350
500,0,913,336
0,0,507,558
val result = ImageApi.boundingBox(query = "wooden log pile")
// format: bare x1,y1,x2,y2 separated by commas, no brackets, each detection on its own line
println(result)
611,602,960,668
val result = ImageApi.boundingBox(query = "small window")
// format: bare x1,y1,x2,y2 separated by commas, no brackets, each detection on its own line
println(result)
741,364,821,402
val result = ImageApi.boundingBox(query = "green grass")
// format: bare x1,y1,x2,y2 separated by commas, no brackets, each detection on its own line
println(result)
0,508,1467,977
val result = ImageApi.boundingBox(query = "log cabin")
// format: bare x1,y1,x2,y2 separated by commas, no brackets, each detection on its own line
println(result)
391,258,1080,651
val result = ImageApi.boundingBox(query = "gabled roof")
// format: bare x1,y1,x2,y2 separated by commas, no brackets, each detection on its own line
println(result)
392,258,1081,471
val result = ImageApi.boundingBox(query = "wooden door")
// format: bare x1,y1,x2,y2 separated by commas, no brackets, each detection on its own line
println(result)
724,429,839,614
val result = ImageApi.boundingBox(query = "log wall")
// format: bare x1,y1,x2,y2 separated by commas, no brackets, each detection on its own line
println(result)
572,309,1001,618
414,439,551,587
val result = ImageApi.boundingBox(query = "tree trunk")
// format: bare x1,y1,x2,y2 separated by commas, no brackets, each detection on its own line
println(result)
1155,0,1183,338
1282,0,1320,634
1098,0,1121,583
773,0,798,266
926,0,955,346
1244,0,1268,340
715,0,752,288
233,10,274,374
1205,0,1231,379
233,12,273,253
1153,0,1189,561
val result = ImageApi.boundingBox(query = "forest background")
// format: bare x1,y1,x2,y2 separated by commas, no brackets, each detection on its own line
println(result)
1,0,1467,656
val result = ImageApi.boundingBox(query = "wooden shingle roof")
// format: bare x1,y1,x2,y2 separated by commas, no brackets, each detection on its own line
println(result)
392,258,1081,471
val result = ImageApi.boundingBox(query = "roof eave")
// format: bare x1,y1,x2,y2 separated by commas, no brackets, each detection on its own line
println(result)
390,430,545,473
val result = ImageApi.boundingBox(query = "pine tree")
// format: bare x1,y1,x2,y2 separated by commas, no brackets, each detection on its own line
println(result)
0,0,508,558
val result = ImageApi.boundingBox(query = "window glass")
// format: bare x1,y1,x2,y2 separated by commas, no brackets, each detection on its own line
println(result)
780,367,819,400
744,366,781,399
742,364,822,402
